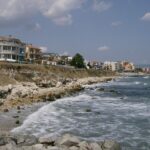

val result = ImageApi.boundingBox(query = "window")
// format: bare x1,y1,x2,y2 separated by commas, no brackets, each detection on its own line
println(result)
3,46,11,50
12,55,16,60
12,47,16,51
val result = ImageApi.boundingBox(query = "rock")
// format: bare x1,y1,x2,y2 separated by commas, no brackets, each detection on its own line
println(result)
3,109,9,112
12,115,19,118
47,146,60,150
102,140,121,150
97,88,105,92
32,144,46,150
85,108,92,112
0,101,3,106
69,146,79,150
15,120,20,124
15,135,38,146
58,134,80,147
17,110,21,113
78,141,90,150
23,136,38,146
2,143,15,150
39,136,57,145
56,82,63,88
0,137,6,146
90,142,102,150
17,106,21,110
16,136,25,144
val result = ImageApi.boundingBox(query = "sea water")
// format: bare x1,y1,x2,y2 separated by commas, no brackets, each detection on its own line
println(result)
12,75,150,150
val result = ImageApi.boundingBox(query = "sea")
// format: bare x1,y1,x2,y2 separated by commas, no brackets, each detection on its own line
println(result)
12,75,150,150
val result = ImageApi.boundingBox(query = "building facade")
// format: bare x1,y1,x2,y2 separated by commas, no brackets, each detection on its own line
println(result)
41,53,60,65
25,45,42,63
121,61,135,71
103,61,122,71
0,36,25,62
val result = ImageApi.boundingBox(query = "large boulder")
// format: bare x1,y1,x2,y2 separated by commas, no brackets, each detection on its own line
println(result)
102,140,121,150
90,142,103,150
78,141,90,150
57,134,80,147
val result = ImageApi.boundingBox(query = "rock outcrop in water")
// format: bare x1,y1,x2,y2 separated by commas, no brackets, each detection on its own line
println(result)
0,133,121,150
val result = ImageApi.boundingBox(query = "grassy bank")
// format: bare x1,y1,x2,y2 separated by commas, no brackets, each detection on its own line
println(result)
0,62,115,86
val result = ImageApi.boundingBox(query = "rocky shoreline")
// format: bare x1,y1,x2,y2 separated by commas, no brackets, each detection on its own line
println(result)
0,76,115,111
0,133,121,150
0,76,122,150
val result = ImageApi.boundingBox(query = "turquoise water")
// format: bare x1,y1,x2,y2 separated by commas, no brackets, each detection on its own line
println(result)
12,75,150,150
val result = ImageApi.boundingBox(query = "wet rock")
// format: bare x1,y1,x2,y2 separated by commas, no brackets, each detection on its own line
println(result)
85,109,92,112
15,120,20,124
58,134,80,147
16,136,25,144
16,135,38,146
12,115,19,118
3,108,9,112
108,90,119,94
17,106,21,110
102,140,121,150
97,88,105,92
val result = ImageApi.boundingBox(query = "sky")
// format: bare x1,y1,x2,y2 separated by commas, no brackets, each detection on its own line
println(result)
0,0,150,64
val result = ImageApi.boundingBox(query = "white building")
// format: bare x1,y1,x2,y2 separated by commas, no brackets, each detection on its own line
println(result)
0,36,25,62
103,61,122,71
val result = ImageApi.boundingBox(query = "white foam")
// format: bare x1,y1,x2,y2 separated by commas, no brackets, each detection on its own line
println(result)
143,76,149,79
144,83,148,86
11,94,92,136
134,81,141,85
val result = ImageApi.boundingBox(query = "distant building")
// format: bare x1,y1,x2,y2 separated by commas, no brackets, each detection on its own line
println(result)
41,53,60,65
58,55,73,65
88,61,103,70
103,61,122,71
143,67,150,73
0,36,25,62
25,44,42,63
121,61,135,71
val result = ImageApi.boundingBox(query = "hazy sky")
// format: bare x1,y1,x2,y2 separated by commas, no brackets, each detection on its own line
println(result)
0,0,150,64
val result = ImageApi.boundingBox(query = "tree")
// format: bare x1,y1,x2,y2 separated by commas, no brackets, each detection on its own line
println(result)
70,53,85,68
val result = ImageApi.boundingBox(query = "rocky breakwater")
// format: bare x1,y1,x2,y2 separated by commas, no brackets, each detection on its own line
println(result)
0,133,121,150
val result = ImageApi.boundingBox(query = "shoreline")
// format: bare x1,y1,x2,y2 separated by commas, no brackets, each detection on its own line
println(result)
0,76,116,111
0,76,116,133
0,76,121,150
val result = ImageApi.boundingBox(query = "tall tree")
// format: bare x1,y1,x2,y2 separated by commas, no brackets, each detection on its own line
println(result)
71,53,85,68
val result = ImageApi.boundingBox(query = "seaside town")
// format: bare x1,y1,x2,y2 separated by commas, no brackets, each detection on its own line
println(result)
1,35,149,73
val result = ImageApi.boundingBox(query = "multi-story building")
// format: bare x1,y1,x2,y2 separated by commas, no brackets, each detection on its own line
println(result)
0,36,25,62
103,61,122,71
41,53,61,65
88,61,103,70
121,61,135,71
25,45,42,63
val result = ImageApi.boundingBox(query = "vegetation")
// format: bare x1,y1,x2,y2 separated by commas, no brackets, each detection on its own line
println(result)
0,62,115,86
70,53,85,68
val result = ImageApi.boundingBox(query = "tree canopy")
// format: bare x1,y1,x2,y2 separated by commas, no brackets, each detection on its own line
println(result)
70,53,85,68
